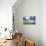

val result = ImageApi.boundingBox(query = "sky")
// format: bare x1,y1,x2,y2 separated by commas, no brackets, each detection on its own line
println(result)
0,0,16,30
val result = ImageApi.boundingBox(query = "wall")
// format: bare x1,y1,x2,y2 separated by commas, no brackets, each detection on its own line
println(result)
41,0,46,46
13,0,41,46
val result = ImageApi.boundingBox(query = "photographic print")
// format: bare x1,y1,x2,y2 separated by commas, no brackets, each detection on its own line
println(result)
23,16,36,24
